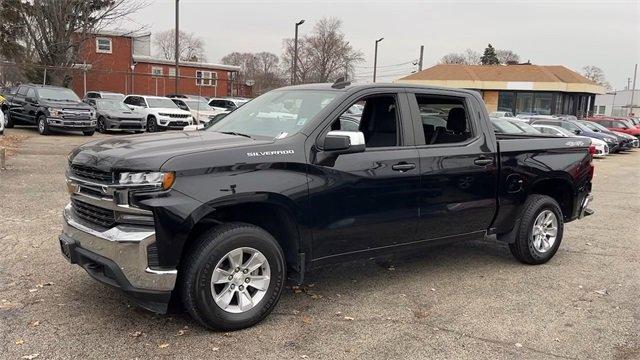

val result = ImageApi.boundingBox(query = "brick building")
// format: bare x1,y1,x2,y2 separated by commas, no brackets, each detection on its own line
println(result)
70,31,249,98
396,64,605,116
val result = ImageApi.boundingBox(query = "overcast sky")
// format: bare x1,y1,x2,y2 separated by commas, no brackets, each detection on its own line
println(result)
126,0,640,89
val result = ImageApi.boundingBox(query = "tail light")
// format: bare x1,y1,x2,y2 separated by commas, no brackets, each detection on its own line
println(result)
588,145,596,156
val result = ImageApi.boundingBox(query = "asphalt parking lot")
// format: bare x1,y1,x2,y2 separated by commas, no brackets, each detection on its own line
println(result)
0,127,638,360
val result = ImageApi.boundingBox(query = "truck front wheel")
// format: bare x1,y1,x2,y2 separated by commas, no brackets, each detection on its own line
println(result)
509,195,564,264
180,223,286,331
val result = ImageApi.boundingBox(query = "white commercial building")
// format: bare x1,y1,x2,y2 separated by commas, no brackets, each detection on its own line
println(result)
593,89,639,117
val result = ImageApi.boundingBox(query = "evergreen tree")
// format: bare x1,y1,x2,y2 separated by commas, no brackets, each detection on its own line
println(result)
480,44,500,65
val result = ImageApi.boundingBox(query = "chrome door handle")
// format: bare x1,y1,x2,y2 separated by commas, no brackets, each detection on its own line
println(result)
474,157,494,166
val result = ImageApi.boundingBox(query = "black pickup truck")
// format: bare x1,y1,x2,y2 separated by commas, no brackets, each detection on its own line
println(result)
60,83,594,331
2,84,96,135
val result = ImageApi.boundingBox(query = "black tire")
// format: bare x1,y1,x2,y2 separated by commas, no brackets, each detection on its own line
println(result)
5,110,14,128
509,194,564,265
83,130,95,136
180,222,286,331
96,116,107,133
147,116,158,133
37,114,50,135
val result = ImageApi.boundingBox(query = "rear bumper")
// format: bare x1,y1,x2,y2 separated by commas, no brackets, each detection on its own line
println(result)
578,193,594,219
60,204,176,313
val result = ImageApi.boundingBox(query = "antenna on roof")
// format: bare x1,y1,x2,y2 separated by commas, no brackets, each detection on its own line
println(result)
331,77,351,89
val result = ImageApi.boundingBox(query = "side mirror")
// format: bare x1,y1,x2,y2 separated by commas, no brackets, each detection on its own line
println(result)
323,131,366,153
574,129,581,135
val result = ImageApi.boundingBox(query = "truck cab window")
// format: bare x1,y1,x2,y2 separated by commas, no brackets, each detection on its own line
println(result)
330,95,399,148
415,95,472,145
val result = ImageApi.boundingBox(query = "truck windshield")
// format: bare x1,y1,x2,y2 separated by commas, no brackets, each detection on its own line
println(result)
37,88,80,102
208,90,339,139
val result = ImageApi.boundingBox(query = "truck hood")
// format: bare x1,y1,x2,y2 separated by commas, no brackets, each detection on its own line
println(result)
69,131,272,172
41,99,92,110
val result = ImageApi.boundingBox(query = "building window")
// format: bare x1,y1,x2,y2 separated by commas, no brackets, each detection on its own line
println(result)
497,91,515,113
196,70,217,87
96,37,112,54
533,92,553,115
168,68,176,77
516,92,534,114
597,105,606,115
151,66,163,76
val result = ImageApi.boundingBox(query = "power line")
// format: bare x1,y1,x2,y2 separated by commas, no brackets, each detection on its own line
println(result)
354,60,417,69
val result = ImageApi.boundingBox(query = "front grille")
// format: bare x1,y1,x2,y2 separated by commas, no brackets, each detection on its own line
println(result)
70,165,113,183
168,113,190,119
117,123,142,130
168,121,188,127
62,109,92,120
118,117,142,121
71,198,116,228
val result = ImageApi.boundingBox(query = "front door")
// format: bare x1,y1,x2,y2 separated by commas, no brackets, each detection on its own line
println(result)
408,91,498,241
307,92,421,260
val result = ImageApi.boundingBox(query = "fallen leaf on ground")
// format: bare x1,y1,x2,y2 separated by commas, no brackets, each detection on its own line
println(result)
28,320,40,327
176,329,186,336
21,354,39,360
28,289,38,293
130,331,143,338
344,316,355,321
223,332,232,337
430,288,436,292
335,311,342,316
301,355,308,359
515,343,523,348
413,308,430,319
594,289,609,296
212,347,220,351
15,339,24,345
302,316,313,324
158,343,170,349
586,242,592,246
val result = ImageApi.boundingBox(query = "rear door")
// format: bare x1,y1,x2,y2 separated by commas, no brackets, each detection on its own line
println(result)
24,88,38,123
307,89,421,260
408,90,498,241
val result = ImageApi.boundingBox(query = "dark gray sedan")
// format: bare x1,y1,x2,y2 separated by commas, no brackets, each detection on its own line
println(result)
88,99,146,133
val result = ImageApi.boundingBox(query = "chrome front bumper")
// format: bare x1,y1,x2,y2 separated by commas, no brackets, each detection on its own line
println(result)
62,204,177,292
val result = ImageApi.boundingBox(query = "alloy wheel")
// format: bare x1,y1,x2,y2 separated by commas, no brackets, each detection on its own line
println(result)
210,247,271,313
531,210,558,253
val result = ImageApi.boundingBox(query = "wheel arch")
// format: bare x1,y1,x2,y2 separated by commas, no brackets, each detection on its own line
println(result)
529,176,576,220
180,195,305,279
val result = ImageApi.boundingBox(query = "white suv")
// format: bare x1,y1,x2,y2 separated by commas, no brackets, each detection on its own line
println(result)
123,95,193,132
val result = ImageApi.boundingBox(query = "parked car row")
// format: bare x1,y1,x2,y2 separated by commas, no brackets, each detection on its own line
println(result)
0,85,250,136
489,113,640,160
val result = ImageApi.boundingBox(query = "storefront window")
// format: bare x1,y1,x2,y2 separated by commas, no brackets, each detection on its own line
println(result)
533,93,553,115
497,92,515,112
516,92,533,114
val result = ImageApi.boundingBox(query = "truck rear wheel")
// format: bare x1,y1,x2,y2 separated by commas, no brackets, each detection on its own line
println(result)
4,110,14,128
509,194,564,264
180,223,286,331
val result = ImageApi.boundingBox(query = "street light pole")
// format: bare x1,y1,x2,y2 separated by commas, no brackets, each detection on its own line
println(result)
630,63,637,117
174,0,180,94
292,19,305,85
373,37,383,83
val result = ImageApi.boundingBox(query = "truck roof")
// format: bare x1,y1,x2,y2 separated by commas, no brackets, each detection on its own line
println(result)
277,82,481,96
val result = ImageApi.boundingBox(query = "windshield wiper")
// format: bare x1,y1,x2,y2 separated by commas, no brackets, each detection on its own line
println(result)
219,131,253,139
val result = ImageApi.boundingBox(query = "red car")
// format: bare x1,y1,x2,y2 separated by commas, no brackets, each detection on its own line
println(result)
586,117,640,137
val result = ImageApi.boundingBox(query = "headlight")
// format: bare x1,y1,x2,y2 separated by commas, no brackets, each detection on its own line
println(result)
119,171,175,190
48,107,63,117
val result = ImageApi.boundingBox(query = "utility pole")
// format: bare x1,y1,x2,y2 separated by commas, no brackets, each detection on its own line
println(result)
418,45,424,71
373,37,383,83
292,19,305,85
174,0,180,94
630,64,637,116
627,77,631,90
611,90,617,116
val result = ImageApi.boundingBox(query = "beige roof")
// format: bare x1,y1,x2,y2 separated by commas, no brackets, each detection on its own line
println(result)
400,64,596,84
396,64,605,94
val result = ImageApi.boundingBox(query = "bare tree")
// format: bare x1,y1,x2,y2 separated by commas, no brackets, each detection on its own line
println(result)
496,49,520,65
464,49,482,65
282,17,364,83
582,65,612,90
0,0,147,86
440,53,466,64
221,51,285,94
154,29,206,62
